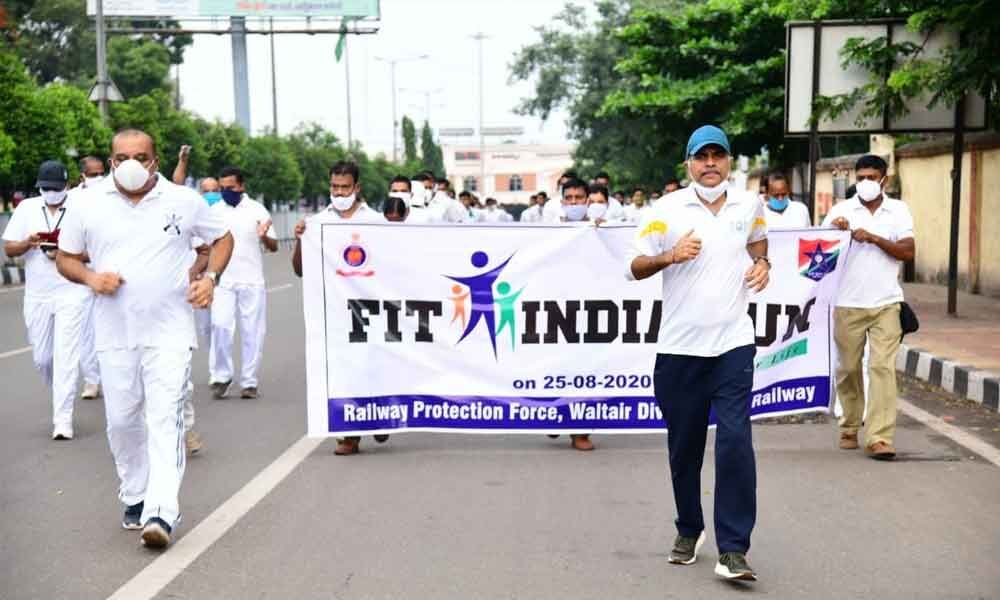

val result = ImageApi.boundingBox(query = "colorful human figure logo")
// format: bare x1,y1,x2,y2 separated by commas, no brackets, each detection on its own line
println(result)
494,281,524,351
444,250,513,357
449,284,470,329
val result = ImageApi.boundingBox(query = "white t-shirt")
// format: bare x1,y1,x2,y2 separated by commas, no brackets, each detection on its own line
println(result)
763,200,811,229
310,201,383,225
542,198,565,223
58,175,229,351
625,187,768,357
2,195,91,303
519,204,542,223
481,208,512,223
211,195,275,286
623,203,651,223
821,196,914,309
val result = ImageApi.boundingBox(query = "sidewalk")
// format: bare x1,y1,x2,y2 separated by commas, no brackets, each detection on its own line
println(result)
898,282,1000,411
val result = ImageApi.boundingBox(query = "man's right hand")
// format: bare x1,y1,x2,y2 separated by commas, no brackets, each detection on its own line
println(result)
87,272,124,295
831,216,850,231
670,229,702,264
294,219,307,239
26,232,42,247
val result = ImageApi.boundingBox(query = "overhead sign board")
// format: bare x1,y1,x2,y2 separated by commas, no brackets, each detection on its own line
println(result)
87,0,380,18
785,20,987,135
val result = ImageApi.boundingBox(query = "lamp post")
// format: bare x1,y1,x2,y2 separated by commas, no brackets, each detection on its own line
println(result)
374,54,430,163
470,33,489,195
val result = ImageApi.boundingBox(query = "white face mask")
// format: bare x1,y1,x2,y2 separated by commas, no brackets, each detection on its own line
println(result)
587,203,608,221
113,159,153,192
691,179,729,202
563,204,588,222
84,175,104,187
330,192,357,212
41,190,67,206
856,178,883,203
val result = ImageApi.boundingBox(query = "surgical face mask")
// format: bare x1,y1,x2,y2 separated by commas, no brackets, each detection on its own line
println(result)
587,203,608,221
40,190,67,206
564,204,588,222
112,158,153,192
767,196,789,212
221,188,242,207
330,192,357,212
856,178,883,203
84,175,104,187
691,179,729,202
203,191,222,206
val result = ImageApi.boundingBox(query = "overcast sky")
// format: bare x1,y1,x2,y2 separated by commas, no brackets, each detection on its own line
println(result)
177,0,580,156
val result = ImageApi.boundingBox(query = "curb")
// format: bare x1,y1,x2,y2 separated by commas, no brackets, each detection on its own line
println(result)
897,343,1000,412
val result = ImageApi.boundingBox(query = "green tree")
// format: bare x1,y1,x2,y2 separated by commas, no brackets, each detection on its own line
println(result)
287,123,345,205
242,132,303,208
107,36,173,99
197,120,248,180
419,120,445,177
401,115,418,164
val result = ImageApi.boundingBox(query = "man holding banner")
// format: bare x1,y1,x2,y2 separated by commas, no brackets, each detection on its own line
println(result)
626,125,768,582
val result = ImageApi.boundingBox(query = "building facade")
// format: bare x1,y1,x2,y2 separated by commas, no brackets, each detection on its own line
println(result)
442,143,575,205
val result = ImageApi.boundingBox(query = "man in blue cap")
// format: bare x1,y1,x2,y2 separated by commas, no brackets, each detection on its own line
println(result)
625,125,770,581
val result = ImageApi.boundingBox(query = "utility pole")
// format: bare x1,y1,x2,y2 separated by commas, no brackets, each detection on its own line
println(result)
344,34,353,150
401,88,443,124
231,16,251,132
95,0,109,122
374,54,429,163
470,33,489,195
269,17,278,134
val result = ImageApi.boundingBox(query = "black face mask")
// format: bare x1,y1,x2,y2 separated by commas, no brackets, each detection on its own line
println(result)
221,189,242,207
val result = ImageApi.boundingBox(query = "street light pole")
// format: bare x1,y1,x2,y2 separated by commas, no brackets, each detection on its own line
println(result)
269,17,278,134
470,33,489,196
375,54,430,164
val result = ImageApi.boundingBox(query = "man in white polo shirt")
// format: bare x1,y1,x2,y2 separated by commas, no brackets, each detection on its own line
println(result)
822,154,914,460
56,128,233,549
625,125,769,582
761,172,810,229
292,160,384,456
3,160,96,440
208,166,277,400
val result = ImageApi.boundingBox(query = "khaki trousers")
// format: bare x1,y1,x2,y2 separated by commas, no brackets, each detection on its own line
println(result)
834,303,902,446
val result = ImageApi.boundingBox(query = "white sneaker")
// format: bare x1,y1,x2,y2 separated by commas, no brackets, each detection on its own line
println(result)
52,425,74,440
81,383,101,399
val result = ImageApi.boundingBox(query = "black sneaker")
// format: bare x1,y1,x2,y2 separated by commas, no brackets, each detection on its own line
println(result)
715,552,757,581
211,380,232,399
122,502,144,530
373,434,390,443
141,517,172,549
668,531,705,565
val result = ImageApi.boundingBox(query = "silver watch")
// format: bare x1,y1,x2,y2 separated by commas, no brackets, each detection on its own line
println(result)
203,271,218,284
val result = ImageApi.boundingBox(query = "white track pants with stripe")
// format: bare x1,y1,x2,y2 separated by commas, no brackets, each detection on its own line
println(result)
24,294,93,430
99,347,191,528
209,284,267,389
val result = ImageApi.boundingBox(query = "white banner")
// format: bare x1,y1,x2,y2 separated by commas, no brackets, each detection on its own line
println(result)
303,223,851,437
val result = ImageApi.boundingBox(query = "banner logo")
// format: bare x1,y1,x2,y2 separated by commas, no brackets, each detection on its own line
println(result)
337,233,375,277
444,251,520,357
798,238,840,282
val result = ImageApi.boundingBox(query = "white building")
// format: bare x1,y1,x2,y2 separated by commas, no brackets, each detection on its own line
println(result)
442,143,575,205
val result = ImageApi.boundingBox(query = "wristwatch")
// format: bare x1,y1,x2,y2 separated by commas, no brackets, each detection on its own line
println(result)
753,256,771,268
203,271,218,284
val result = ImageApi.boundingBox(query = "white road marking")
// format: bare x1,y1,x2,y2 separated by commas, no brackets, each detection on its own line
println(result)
898,396,1000,468
0,285,25,294
106,435,323,600
0,345,31,360
266,283,293,293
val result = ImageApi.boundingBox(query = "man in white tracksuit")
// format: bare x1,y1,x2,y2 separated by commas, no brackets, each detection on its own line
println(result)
208,166,277,400
57,129,233,549
2,160,96,440
71,156,108,400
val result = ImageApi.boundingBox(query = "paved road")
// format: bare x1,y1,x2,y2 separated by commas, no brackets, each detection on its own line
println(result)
1,253,998,600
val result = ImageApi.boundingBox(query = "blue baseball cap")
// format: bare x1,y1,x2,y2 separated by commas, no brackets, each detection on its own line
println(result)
686,125,731,157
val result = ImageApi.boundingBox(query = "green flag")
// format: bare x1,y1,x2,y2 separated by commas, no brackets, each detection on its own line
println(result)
335,31,346,62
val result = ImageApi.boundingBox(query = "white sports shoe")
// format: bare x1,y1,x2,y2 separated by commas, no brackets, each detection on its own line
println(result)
81,383,101,399
52,425,74,440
